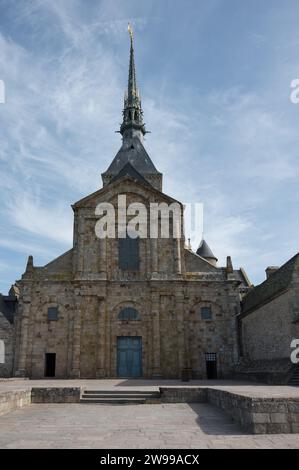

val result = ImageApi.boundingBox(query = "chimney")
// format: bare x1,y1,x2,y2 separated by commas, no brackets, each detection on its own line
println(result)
265,266,279,279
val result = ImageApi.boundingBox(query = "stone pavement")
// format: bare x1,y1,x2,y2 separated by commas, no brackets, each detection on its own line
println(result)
1,379,299,448
1,378,299,397
0,402,299,449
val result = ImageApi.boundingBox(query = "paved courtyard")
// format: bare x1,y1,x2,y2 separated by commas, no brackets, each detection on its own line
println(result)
1,378,299,398
1,379,299,448
0,402,299,449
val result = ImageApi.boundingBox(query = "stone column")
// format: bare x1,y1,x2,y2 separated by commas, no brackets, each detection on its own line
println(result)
98,238,107,278
105,307,111,377
175,295,187,377
151,238,158,277
70,300,82,378
151,292,162,378
14,301,30,377
173,220,182,275
96,299,106,378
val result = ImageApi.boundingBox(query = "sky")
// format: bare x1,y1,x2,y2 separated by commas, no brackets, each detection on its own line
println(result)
0,0,299,293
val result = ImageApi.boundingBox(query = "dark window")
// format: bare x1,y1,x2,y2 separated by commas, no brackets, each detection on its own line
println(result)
118,236,139,270
201,307,212,320
47,307,58,321
205,352,217,379
44,353,56,377
118,307,140,321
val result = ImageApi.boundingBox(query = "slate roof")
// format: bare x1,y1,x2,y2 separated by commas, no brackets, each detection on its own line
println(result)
110,162,152,187
196,239,218,261
241,253,299,314
102,136,161,181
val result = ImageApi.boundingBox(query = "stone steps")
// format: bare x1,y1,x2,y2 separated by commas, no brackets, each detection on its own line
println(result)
80,390,161,404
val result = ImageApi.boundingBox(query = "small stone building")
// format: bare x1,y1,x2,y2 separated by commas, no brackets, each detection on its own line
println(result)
237,253,299,384
5,32,251,380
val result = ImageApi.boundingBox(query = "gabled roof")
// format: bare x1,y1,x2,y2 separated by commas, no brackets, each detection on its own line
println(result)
73,171,181,209
110,162,152,187
241,252,299,314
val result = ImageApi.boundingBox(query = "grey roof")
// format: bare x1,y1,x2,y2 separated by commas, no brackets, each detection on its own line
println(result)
102,136,160,179
242,252,299,314
196,239,218,261
110,162,152,187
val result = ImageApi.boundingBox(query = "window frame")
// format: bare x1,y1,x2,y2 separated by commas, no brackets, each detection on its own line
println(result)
118,235,140,271
47,307,59,321
118,307,140,321
200,306,213,321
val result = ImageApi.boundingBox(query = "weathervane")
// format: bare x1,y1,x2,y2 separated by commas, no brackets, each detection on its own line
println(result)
128,23,134,40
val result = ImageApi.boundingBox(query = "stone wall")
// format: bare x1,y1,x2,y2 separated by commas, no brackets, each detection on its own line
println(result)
0,389,31,416
159,387,299,434
14,278,240,379
160,387,207,403
31,387,81,403
206,388,299,434
241,289,299,362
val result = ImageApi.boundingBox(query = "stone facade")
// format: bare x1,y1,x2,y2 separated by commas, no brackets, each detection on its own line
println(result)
238,253,299,383
2,30,251,380
12,177,246,379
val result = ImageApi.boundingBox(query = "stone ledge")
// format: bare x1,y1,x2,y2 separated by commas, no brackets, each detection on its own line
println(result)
159,387,207,403
159,387,299,434
31,387,82,403
0,390,31,416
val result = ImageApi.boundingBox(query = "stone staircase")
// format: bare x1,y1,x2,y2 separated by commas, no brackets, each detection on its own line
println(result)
80,389,161,404
288,366,299,386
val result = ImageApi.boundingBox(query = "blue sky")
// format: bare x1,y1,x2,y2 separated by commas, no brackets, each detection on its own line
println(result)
0,0,299,292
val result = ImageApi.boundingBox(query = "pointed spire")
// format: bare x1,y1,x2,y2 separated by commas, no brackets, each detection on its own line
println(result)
196,239,218,266
120,24,147,140
128,24,137,103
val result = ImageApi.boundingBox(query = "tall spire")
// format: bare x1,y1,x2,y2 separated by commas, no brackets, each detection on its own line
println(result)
120,24,147,140
102,24,162,191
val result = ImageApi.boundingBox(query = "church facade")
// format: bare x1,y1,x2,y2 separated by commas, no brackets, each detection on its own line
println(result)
6,31,251,380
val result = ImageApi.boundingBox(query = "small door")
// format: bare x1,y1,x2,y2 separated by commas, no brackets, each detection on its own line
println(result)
205,352,217,379
117,336,142,377
44,353,56,377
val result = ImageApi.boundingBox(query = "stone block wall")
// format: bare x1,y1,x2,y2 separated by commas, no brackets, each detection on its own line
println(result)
0,389,31,416
31,387,81,403
240,289,299,362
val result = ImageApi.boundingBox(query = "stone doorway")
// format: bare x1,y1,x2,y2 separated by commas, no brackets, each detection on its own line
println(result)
117,336,142,377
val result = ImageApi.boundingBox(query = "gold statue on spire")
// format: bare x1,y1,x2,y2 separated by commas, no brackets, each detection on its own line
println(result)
128,23,133,40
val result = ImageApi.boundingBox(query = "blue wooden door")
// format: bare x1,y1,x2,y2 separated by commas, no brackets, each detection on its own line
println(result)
117,336,142,377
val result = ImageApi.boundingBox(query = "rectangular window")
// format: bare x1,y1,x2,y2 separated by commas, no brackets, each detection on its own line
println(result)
201,306,212,320
118,236,139,270
47,307,58,321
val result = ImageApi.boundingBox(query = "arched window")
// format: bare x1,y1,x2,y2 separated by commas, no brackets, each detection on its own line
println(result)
118,307,140,321
0,340,4,364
